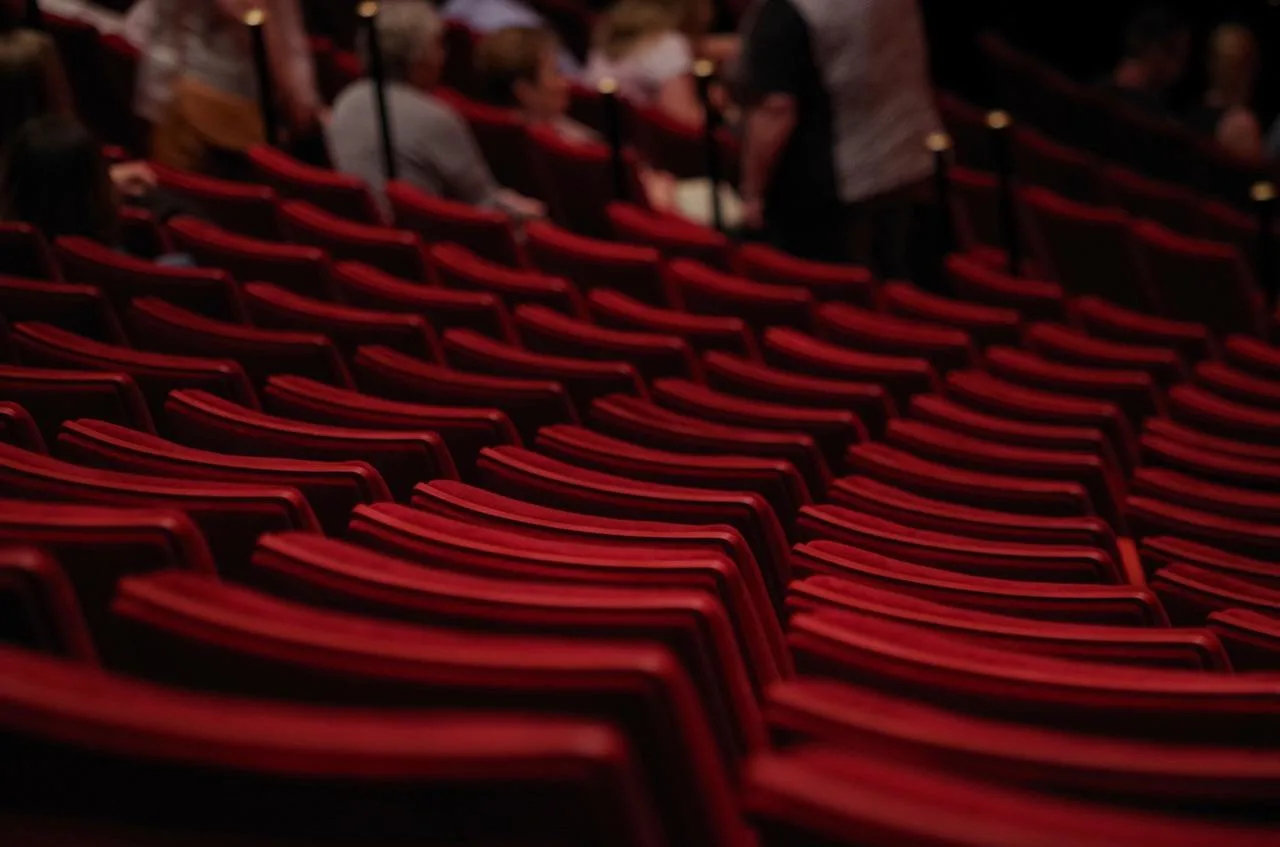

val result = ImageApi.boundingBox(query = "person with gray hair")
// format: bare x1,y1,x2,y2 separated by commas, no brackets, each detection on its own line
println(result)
326,0,542,217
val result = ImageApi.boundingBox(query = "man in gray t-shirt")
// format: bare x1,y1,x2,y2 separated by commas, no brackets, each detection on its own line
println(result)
326,0,542,217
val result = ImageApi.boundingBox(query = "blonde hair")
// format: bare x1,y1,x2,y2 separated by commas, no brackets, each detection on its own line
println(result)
1207,23,1258,107
0,29,72,152
593,0,708,61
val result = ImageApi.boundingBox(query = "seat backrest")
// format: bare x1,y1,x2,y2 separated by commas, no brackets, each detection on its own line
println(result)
166,216,337,301
152,164,281,239
108,571,745,847
0,364,155,442
54,236,247,323
386,180,525,268
0,546,96,662
0,275,125,345
525,220,668,305
607,202,733,269
247,145,381,223
278,201,430,282
0,644,667,847
0,223,57,281
333,260,517,342
430,242,584,317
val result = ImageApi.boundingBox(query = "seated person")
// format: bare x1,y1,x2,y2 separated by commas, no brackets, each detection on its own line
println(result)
585,0,724,129
0,114,185,263
1188,23,1264,160
475,25,681,212
439,0,581,74
1103,4,1190,115
327,0,543,218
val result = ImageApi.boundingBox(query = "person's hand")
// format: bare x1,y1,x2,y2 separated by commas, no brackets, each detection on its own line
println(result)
497,188,547,220
639,167,678,214
741,196,765,232
109,161,157,198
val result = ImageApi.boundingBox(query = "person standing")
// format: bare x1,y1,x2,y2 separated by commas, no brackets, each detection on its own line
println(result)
737,0,940,275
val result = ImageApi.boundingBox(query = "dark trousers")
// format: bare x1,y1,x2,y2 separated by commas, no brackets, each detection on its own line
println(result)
766,179,927,280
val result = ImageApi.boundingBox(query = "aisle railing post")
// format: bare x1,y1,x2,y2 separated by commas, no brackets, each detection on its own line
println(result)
358,1,397,182
987,109,1020,277
243,8,279,148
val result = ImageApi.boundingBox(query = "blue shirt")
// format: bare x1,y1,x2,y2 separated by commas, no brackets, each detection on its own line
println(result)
440,0,582,76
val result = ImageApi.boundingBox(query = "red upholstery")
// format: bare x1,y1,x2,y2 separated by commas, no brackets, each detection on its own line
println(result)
247,144,381,223
278,201,430,282
430,242,584,316
386,180,525,268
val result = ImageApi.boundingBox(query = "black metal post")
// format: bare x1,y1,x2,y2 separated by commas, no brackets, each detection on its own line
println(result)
1255,181,1277,305
24,0,44,30
694,59,724,233
987,109,1020,277
598,77,628,201
357,1,397,183
927,131,955,256
244,8,279,147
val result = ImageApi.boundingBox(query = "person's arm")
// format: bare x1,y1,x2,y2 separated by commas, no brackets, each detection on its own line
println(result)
420,107,546,216
740,94,796,228
643,33,703,129
736,0,807,228
656,73,705,129
266,0,321,133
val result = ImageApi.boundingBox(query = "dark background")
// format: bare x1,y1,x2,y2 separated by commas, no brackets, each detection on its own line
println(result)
919,0,1280,126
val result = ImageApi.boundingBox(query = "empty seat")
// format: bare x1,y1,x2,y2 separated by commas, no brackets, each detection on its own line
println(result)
880,282,1022,348
1141,536,1280,587
786,578,1225,670
1022,186,1155,310
667,259,816,332
279,201,429,281
443,328,645,412
0,364,155,442
0,443,315,581
1024,322,1186,387
589,288,759,358
1168,383,1280,446
339,508,766,762
945,253,1066,322
109,573,745,847
430,242,585,317
127,297,354,390
9,322,258,423
1140,435,1280,494
1195,360,1280,411
847,442,1096,521
535,424,810,531
0,546,96,662
650,378,865,475
0,646,666,846
816,302,978,374
166,216,336,300
1132,466,1280,524
908,393,1122,472
56,419,390,536
590,394,832,498
883,418,1125,530
1073,295,1212,362
607,202,733,269
529,127,644,238
743,745,1280,847
788,610,1280,744
1132,220,1266,338
1126,496,1280,562
702,352,894,438
526,219,669,305
1144,416,1280,464
830,476,1120,561
1152,564,1280,627
1224,334,1280,381
984,346,1160,426
515,304,698,382
476,446,791,608
55,236,247,323
152,163,281,239
0,402,45,453
793,541,1166,626
412,478,788,672
1014,126,1107,204
763,328,940,411
1102,163,1206,234
164,389,457,501
333,260,517,342
0,275,126,344
244,282,441,362
353,345,577,443
386,180,525,268
1207,609,1280,672
734,244,876,306
247,144,381,223
262,375,519,480
766,679,1280,817
796,504,1119,584
946,369,1137,469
